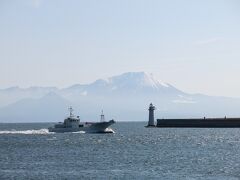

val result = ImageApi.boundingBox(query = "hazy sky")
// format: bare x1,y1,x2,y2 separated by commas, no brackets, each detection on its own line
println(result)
1,0,240,97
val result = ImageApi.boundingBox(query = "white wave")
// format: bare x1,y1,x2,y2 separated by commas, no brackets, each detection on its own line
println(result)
104,128,115,133
72,131,85,134
0,128,53,134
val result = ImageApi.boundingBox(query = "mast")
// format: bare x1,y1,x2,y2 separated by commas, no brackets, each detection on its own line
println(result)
69,106,74,117
100,110,105,122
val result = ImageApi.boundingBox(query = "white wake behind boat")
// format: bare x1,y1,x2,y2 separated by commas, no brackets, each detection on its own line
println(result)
48,107,115,133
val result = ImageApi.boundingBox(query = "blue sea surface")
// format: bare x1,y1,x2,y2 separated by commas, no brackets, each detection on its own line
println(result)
0,122,240,180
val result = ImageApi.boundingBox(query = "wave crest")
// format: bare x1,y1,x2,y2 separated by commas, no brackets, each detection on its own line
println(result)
0,129,53,134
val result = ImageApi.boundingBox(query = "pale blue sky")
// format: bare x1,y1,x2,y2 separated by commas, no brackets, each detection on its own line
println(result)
1,0,240,97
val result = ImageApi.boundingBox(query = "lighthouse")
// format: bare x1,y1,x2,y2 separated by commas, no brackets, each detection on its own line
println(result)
148,103,156,127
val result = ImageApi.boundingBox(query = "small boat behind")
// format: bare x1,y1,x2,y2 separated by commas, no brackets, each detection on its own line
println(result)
48,107,115,133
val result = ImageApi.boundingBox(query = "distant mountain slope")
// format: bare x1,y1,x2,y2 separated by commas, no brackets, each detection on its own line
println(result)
0,86,58,108
1,72,240,122
0,93,70,122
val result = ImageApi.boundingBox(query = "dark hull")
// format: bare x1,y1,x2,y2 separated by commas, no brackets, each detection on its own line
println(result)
156,118,240,128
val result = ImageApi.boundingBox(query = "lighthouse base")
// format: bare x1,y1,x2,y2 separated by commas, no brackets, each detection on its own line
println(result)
145,125,156,128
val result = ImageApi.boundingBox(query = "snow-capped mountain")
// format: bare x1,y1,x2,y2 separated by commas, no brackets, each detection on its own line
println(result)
103,72,169,89
1,72,240,122
62,72,183,97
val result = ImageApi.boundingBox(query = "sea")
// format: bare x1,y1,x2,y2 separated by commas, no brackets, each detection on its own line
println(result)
0,122,240,180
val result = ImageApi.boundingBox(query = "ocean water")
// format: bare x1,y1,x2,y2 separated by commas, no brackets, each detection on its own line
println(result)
0,122,240,180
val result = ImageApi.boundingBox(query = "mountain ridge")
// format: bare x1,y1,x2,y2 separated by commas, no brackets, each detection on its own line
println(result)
1,72,240,122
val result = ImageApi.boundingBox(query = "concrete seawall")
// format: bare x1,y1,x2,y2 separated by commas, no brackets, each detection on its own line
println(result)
156,118,240,128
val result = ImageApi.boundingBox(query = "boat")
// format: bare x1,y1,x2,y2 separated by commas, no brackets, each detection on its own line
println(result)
48,107,115,133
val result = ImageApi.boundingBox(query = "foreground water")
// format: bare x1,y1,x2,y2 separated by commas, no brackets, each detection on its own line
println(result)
0,122,240,180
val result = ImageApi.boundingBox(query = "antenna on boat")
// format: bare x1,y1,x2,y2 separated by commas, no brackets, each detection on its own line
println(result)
69,106,74,117
100,110,105,122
